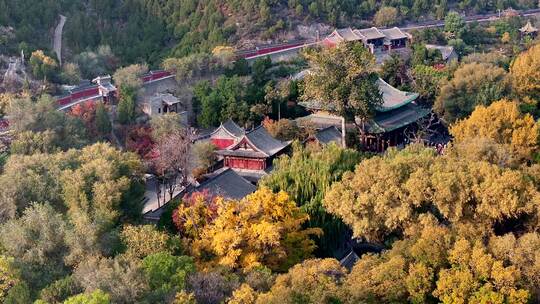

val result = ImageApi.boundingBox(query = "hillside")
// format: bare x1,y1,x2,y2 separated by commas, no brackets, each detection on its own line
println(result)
2,0,539,66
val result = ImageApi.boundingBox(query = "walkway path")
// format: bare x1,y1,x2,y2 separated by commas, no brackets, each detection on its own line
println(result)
53,15,66,65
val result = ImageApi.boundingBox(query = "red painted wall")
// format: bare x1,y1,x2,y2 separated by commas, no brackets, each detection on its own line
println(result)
212,138,235,149
225,157,265,170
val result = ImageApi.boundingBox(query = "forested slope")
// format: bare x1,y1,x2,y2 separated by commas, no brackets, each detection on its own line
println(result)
1,0,539,65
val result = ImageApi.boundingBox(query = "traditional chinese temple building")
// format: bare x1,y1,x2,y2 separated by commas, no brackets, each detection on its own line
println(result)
305,126,344,147
299,78,430,152
520,21,538,39
209,119,246,149
217,125,290,171
57,75,117,110
323,27,411,53
56,70,174,111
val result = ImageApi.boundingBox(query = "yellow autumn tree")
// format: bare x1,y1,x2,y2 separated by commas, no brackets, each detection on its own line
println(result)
255,259,347,304
193,187,320,271
449,100,539,166
510,44,540,100
323,145,540,242
343,217,531,304
120,225,176,259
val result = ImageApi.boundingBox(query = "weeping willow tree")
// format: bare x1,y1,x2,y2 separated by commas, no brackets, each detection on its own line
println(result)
261,142,365,257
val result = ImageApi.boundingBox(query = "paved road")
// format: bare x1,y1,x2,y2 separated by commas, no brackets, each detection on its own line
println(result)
53,15,66,65
401,8,540,31
238,8,540,55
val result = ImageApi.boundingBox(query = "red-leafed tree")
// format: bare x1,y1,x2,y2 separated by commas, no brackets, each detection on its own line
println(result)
126,125,155,159
70,101,97,137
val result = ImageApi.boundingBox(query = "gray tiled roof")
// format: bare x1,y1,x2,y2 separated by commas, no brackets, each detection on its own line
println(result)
376,78,419,112
222,119,245,137
196,168,256,200
380,27,409,40
339,250,360,270
246,126,289,156
314,126,343,145
355,27,385,40
335,28,362,41
367,102,431,134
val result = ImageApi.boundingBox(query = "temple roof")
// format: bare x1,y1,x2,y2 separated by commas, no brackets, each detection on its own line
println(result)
520,21,538,33
376,78,419,112
211,119,245,138
149,93,180,106
296,103,430,135
354,27,385,40
339,250,360,270
334,28,362,41
217,126,290,158
314,126,343,145
365,102,431,134
196,168,256,200
298,77,419,112
425,44,456,61
380,27,409,40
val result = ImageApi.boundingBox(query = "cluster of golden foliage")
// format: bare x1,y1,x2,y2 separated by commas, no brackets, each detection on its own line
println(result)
120,225,174,259
227,219,536,304
510,44,540,100
178,188,321,272
323,144,540,242
450,100,539,166
30,50,57,67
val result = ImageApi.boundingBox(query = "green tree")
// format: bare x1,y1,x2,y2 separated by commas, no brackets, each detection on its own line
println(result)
0,256,22,302
112,64,148,90
412,64,448,106
374,6,399,27
8,95,88,150
63,290,111,304
150,112,184,142
142,253,195,299
444,11,465,38
39,276,82,304
0,203,68,292
261,143,364,256
380,53,409,88
120,225,179,259
73,256,148,304
302,43,382,134
434,62,509,122
117,86,137,125
29,50,58,81
95,102,111,137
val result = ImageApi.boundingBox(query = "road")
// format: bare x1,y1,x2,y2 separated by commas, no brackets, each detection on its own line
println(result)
237,8,540,56
53,15,66,65
401,8,540,31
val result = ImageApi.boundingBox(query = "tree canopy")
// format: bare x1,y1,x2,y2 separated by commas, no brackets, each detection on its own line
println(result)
302,43,382,124
434,62,509,123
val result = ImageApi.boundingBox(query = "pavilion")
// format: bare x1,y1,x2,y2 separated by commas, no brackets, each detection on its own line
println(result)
216,125,290,172
299,78,430,152
520,21,538,39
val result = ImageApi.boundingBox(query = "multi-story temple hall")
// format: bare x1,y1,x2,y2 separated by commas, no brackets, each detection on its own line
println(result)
298,78,430,152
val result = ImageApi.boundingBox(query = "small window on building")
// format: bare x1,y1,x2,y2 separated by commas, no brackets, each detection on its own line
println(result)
158,108,161,114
